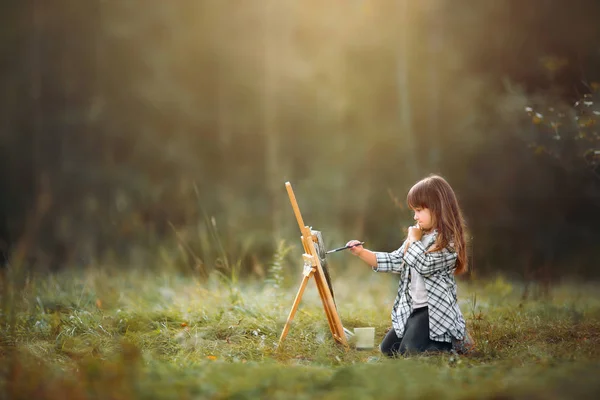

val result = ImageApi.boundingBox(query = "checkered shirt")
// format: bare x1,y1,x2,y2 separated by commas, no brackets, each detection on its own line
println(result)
373,230,466,343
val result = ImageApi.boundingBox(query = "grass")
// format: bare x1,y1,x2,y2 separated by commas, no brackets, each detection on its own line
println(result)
1,261,599,399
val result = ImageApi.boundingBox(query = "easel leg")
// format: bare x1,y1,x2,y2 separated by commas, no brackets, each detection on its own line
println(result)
314,275,337,338
315,272,347,345
277,272,312,349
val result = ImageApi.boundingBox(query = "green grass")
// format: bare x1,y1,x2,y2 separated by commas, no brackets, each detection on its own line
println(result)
1,264,599,399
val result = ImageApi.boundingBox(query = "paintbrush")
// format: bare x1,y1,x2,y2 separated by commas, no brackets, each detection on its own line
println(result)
326,241,365,254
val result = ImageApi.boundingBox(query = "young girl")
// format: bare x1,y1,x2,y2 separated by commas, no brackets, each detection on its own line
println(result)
346,174,470,356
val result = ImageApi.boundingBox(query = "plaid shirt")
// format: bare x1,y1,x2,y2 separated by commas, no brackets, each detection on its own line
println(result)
373,230,466,343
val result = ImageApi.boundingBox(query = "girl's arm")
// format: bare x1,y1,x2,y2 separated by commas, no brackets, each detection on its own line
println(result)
347,240,408,274
355,248,377,267
404,241,457,277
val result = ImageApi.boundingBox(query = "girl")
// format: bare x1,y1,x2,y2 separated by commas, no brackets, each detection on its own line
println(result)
346,174,471,357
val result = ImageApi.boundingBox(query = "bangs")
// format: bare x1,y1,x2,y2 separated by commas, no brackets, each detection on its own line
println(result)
407,179,434,210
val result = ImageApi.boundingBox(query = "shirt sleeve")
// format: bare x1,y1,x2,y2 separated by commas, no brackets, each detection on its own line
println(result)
403,240,457,277
372,240,409,274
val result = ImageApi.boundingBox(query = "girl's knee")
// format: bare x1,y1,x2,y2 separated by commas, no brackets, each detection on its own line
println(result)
379,343,395,357
382,349,399,358
380,343,405,358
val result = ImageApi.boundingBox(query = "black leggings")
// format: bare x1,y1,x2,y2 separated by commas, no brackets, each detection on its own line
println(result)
380,306,452,357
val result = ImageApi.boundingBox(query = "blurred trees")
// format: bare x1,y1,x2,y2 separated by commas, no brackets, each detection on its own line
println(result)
1,0,599,279
523,91,599,182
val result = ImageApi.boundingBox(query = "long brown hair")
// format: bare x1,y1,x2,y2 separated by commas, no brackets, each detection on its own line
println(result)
406,174,468,275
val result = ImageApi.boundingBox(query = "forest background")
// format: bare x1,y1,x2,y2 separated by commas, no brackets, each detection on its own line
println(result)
1,0,599,283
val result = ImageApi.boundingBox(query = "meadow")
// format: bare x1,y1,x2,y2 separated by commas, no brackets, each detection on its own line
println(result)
1,255,599,400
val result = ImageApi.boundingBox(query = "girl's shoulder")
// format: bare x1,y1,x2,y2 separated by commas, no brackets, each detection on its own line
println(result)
427,239,456,254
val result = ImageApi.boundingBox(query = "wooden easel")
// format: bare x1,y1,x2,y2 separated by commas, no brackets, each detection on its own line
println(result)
277,182,348,348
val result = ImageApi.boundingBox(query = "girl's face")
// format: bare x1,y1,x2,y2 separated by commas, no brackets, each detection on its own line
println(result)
412,207,434,231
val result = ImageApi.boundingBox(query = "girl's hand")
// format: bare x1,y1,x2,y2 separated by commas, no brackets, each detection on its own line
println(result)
407,224,423,243
345,240,364,256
